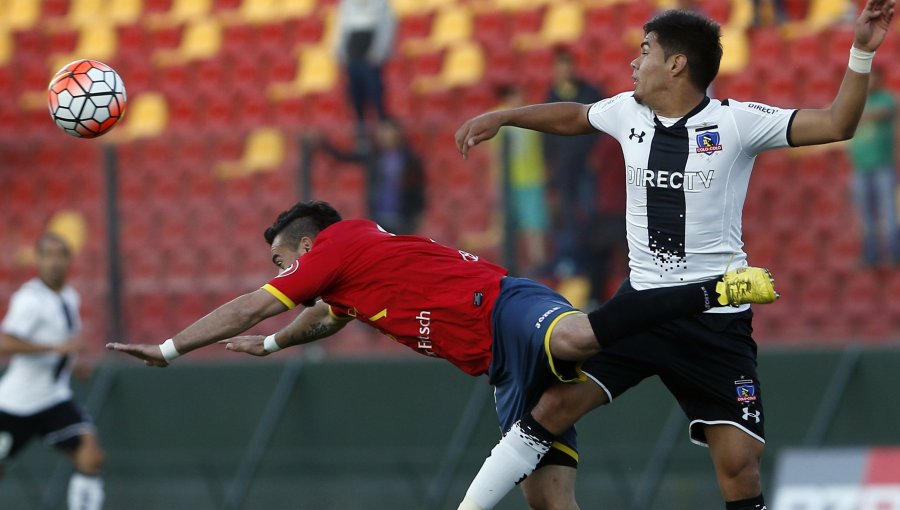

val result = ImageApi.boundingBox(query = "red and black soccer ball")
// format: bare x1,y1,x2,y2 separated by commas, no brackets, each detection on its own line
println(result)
48,59,127,138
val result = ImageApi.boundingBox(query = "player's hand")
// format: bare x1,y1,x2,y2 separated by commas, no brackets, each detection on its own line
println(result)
454,111,506,159
105,342,170,367
219,335,269,356
854,0,895,52
55,337,84,356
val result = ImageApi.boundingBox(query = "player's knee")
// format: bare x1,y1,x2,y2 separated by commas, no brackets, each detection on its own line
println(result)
531,384,604,436
523,490,578,510
74,440,105,475
717,453,762,496
549,315,598,360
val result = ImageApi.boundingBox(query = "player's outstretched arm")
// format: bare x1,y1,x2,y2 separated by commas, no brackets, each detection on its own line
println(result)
789,0,895,146
106,288,288,367
454,102,594,159
221,300,350,356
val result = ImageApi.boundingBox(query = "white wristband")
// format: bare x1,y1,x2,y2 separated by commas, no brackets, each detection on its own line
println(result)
263,334,281,353
848,46,875,74
159,338,181,363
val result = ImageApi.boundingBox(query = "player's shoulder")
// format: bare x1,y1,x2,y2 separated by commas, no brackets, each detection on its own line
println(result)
590,91,639,115
720,98,793,118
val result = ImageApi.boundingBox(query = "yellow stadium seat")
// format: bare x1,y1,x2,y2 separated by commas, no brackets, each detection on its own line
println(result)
109,0,143,25
1,0,40,30
146,0,212,27
217,128,286,178
73,23,118,61
0,29,10,66
489,0,548,12
727,0,754,29
62,0,103,28
405,4,472,54
121,92,169,140
269,45,338,98
154,18,222,64
805,0,850,30
47,211,89,255
237,0,282,23
515,1,583,49
390,0,442,17
718,26,748,75
415,41,484,92
280,0,317,19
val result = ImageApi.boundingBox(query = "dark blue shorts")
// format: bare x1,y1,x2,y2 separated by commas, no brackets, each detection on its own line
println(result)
489,277,581,464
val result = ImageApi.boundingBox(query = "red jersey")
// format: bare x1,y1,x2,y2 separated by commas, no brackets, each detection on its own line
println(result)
262,219,508,376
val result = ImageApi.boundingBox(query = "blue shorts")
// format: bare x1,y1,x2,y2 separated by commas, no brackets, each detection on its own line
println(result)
489,277,581,464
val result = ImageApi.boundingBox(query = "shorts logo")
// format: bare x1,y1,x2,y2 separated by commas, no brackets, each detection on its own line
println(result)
534,306,562,329
742,407,761,424
696,131,723,154
735,379,757,403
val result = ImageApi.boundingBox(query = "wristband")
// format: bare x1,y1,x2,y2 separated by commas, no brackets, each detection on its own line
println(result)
159,338,181,363
848,46,875,74
263,334,281,353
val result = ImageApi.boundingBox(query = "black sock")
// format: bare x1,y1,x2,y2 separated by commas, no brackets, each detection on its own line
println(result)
588,278,721,349
725,494,766,510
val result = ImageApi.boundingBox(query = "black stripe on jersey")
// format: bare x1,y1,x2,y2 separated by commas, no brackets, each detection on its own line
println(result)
647,122,689,275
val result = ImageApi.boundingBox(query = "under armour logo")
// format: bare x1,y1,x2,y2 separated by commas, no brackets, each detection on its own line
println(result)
742,407,761,424
629,128,646,143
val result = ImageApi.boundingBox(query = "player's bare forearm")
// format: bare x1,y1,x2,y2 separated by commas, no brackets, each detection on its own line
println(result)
455,102,593,158
0,333,63,355
280,300,349,347
789,0,894,146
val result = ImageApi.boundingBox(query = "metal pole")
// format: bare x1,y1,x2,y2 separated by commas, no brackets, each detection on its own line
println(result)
223,358,306,510
424,382,492,508
630,403,686,510
803,346,861,446
103,144,124,341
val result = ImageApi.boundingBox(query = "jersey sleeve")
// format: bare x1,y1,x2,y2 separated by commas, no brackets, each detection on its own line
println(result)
261,240,344,309
1,291,40,339
586,91,635,135
726,100,798,156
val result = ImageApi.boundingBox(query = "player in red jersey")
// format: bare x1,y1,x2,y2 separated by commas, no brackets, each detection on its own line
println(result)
107,200,776,505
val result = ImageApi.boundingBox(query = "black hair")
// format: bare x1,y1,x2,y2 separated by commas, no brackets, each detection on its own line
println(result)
644,10,722,91
264,201,342,247
36,232,71,256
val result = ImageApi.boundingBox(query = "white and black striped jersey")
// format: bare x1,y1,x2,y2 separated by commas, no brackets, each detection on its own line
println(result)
588,92,797,311
0,278,81,415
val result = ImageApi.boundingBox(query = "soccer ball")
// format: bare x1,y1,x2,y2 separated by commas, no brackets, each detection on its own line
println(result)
48,59,127,138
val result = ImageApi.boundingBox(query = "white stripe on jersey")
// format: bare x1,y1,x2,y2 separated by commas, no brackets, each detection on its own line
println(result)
588,92,796,295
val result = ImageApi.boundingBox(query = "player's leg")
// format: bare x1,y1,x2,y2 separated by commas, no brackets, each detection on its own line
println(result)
704,424,766,508
519,464,579,510
549,266,778,361
39,401,105,510
0,410,37,480
64,431,105,510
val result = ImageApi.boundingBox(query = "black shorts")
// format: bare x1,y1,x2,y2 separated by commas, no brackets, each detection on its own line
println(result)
0,400,94,463
581,282,764,446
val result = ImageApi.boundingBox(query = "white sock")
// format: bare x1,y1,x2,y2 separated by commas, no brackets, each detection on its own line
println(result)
68,472,105,510
459,420,553,510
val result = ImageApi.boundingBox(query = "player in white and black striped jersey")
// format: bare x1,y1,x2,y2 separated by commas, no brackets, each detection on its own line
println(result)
0,233,105,510
454,2,895,510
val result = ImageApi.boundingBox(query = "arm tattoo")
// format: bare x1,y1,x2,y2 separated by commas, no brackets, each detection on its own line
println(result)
301,321,339,342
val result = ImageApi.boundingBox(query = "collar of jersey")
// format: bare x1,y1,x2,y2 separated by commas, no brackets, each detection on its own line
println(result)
652,96,711,130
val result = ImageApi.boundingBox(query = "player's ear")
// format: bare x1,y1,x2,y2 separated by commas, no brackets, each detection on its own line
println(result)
300,236,313,253
670,53,688,76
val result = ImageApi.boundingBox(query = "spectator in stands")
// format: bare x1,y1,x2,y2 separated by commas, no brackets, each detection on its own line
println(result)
312,119,426,235
0,233,105,510
498,85,550,277
848,65,899,266
543,47,604,279
334,0,397,139
106,200,776,510
752,0,788,26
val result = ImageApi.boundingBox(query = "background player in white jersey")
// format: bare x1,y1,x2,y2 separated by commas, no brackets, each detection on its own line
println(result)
0,233,105,510
453,2,895,510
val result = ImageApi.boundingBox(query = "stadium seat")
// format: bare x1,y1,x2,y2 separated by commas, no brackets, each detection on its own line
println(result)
404,4,473,55
415,41,485,93
154,18,223,64
1,0,40,30
718,26,748,75
121,92,169,140
514,1,584,49
268,45,338,98
146,0,212,27
216,127,287,178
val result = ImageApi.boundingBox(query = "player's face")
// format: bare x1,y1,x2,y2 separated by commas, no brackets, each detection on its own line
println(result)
35,237,71,290
631,33,669,105
270,234,309,272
